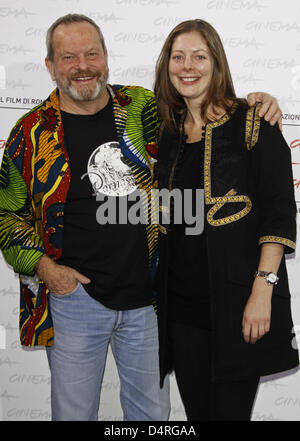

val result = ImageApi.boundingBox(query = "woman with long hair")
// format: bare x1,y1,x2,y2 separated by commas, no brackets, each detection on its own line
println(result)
154,19,298,421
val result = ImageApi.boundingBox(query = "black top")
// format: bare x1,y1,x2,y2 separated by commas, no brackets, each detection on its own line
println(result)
58,97,152,310
168,137,211,328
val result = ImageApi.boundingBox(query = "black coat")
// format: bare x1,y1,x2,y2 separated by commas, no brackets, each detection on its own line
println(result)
156,102,299,387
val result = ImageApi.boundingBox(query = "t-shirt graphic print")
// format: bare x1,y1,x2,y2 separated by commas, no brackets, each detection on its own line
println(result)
84,141,138,197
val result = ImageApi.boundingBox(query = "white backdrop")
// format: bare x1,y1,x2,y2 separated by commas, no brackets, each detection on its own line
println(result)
1,0,300,422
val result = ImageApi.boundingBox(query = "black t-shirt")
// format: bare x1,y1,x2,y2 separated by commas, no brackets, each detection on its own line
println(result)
168,138,211,328
58,97,152,310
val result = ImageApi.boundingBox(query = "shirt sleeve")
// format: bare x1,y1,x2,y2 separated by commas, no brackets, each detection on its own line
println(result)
0,121,45,275
250,110,296,254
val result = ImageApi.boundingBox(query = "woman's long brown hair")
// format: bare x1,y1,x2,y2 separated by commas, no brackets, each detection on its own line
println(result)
154,19,237,132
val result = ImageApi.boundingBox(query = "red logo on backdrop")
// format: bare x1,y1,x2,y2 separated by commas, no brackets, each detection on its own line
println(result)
294,179,300,188
290,139,300,149
0,140,6,150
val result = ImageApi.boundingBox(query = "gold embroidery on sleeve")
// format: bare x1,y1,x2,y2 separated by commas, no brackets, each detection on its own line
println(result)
259,235,296,250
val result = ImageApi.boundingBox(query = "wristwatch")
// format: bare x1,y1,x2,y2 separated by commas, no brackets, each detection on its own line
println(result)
254,270,279,285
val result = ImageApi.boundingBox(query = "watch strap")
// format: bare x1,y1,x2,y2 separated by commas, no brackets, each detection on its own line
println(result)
254,270,279,285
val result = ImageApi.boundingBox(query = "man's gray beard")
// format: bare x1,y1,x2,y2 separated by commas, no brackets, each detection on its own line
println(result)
67,78,106,102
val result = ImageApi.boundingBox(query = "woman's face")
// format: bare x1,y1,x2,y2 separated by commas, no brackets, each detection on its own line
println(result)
168,31,213,105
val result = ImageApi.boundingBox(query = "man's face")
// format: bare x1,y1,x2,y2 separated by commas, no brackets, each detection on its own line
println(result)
46,21,109,103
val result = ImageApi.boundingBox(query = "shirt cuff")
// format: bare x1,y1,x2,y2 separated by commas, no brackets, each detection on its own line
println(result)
258,235,296,253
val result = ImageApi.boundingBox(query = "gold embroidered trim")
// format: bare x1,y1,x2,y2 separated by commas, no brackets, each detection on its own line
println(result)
204,105,252,227
158,224,168,234
259,236,296,250
245,103,261,150
206,189,252,227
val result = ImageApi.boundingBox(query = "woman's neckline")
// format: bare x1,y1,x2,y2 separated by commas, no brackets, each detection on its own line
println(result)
185,137,205,146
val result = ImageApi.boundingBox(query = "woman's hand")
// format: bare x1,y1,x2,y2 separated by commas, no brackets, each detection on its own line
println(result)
246,92,282,129
242,277,272,344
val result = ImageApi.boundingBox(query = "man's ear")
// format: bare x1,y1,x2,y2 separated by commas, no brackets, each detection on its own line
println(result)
45,58,56,81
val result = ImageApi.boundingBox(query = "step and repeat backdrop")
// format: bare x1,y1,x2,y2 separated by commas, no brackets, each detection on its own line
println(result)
1,0,300,421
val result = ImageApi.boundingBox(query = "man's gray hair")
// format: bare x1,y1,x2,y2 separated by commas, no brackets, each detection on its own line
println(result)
46,13,107,61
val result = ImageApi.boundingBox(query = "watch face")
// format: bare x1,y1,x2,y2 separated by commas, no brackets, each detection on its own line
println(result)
267,273,277,283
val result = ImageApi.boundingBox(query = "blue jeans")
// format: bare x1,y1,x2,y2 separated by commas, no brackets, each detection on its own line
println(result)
46,283,170,421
